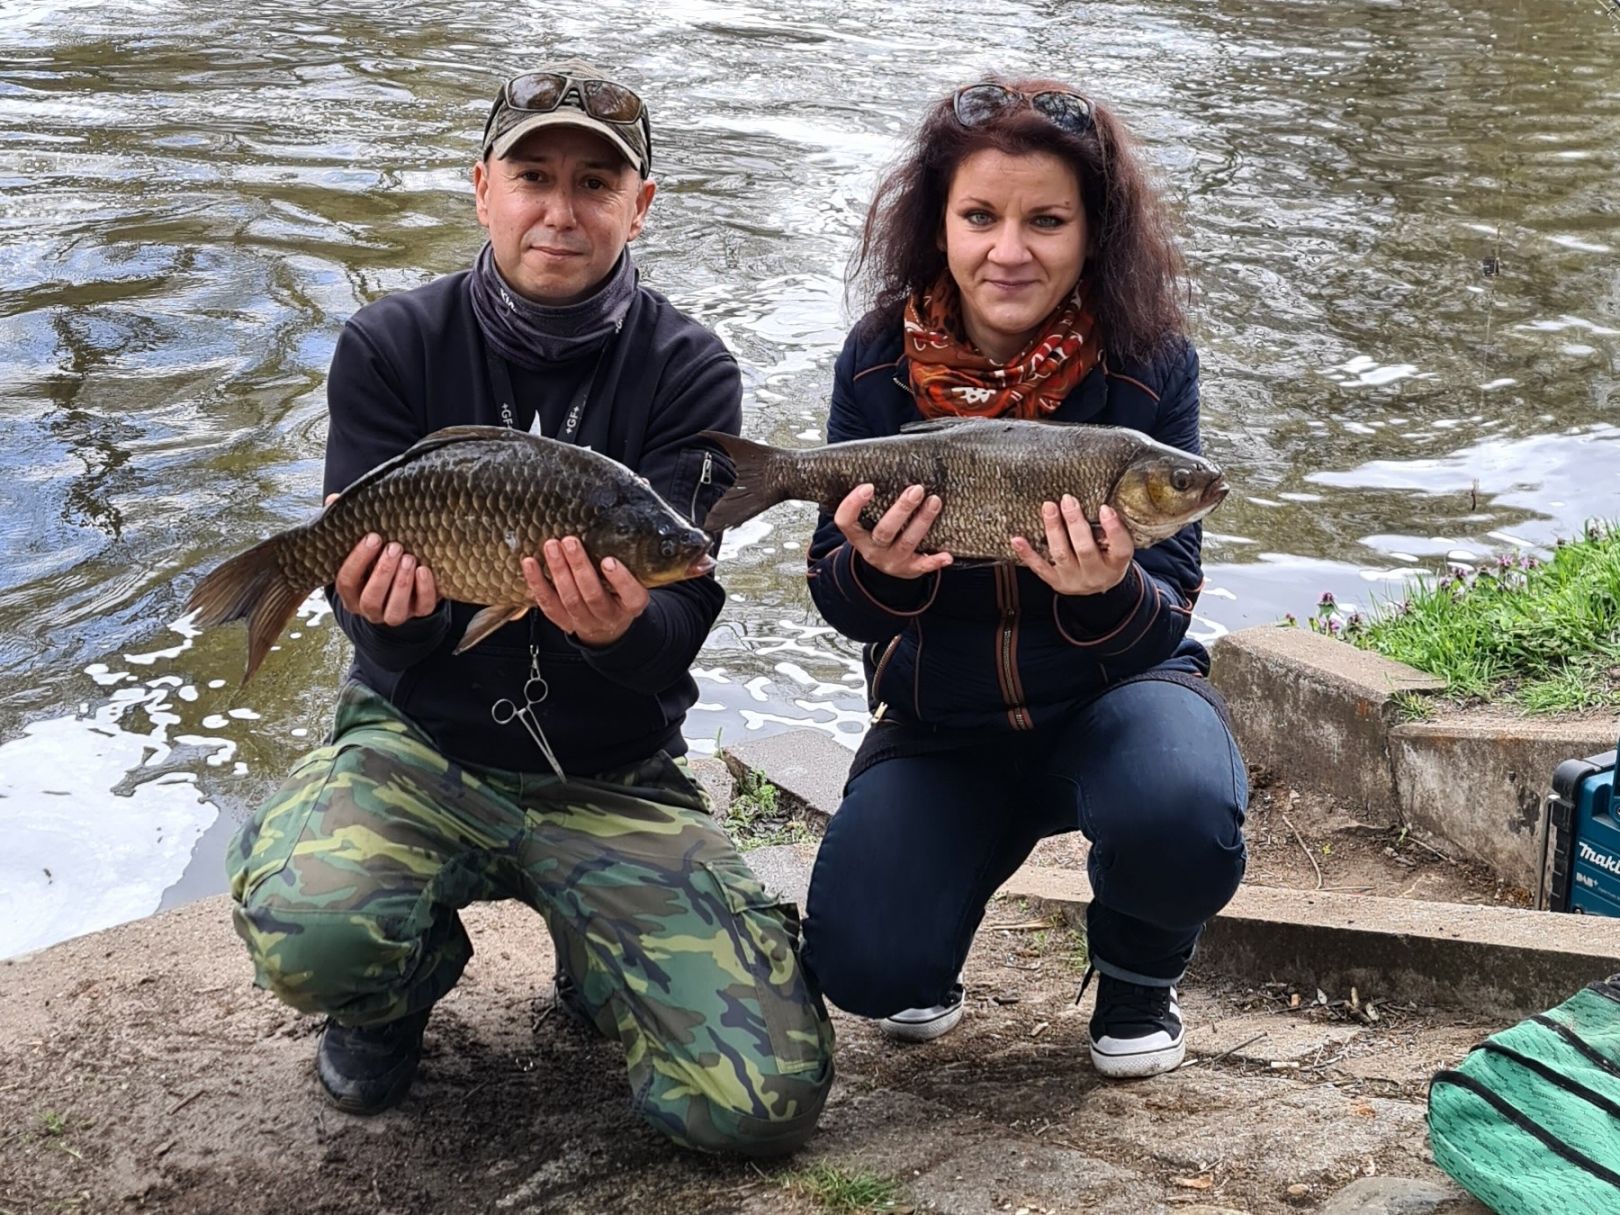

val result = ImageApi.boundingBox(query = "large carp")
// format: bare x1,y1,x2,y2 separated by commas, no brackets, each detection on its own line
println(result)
187,425,715,681
700,417,1228,556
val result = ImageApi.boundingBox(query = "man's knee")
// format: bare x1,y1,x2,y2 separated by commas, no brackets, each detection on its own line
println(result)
642,1053,834,1157
231,893,422,1022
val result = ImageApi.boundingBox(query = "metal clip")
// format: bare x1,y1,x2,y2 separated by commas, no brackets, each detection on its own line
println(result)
490,645,567,782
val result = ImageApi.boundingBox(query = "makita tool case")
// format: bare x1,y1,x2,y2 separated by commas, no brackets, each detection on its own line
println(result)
1539,743,1620,916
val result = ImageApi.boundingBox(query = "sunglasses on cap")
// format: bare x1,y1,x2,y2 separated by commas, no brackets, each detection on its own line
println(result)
500,71,645,126
952,83,1095,136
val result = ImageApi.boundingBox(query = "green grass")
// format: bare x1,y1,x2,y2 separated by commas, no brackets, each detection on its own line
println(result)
724,769,813,850
783,1162,907,1213
1285,521,1620,715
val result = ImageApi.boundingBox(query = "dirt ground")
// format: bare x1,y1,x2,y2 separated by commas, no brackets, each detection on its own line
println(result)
1,882,1489,1215
0,760,1506,1215
1024,767,1529,911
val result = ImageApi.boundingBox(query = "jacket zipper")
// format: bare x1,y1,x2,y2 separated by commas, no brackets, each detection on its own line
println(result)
689,450,713,520
870,633,901,722
996,565,1033,730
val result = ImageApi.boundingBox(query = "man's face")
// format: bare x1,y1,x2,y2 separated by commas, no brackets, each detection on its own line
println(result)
473,125,655,305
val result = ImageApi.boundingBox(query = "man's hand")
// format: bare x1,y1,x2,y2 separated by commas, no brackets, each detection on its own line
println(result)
1010,496,1135,596
522,537,649,648
327,493,440,626
834,483,953,579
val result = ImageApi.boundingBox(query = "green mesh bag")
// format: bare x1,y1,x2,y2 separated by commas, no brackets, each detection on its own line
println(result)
1429,976,1620,1215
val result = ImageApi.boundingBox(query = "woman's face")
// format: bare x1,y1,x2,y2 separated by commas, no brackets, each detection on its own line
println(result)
942,148,1089,363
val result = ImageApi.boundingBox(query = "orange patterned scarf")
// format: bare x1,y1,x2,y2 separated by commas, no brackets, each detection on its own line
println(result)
903,276,1102,419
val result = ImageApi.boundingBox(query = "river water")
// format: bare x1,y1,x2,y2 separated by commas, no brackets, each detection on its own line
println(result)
1,0,1616,959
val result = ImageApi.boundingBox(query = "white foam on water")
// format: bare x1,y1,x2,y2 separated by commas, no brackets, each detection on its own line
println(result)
0,691,223,960
773,661,857,699
125,616,201,666
718,517,773,560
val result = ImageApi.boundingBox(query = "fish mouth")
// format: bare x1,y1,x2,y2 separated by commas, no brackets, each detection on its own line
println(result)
1203,478,1231,508
686,553,716,578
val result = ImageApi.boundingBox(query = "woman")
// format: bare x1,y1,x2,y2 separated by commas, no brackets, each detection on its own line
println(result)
800,78,1247,1079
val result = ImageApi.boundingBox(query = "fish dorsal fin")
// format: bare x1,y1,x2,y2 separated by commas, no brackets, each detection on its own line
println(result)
896,416,1102,437
898,416,1015,435
326,425,541,504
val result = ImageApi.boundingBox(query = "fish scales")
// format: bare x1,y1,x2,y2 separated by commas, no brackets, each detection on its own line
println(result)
282,439,614,605
700,418,1229,558
186,426,716,681
780,426,1146,556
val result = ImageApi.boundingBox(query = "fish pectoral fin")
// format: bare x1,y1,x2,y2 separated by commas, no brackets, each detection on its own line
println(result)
454,603,532,655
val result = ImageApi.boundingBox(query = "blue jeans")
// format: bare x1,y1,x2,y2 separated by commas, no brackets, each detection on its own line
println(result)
801,678,1248,1016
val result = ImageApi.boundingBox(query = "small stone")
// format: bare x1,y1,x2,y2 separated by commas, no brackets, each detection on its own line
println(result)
1288,1185,1309,1197
1319,1176,1482,1214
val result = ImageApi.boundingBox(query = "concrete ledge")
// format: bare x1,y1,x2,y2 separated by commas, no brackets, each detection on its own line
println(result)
1210,626,1444,822
1212,626,1620,889
1003,864,1620,1020
719,730,851,820
1390,717,1617,889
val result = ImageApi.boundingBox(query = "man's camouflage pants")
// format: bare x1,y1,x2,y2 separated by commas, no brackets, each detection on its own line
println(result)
227,681,834,1156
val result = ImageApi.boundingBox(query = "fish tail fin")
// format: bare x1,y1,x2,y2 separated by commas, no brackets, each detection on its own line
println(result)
185,534,308,683
698,431,789,533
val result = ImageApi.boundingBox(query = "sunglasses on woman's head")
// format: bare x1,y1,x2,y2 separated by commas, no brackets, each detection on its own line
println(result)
502,71,645,125
952,84,1095,137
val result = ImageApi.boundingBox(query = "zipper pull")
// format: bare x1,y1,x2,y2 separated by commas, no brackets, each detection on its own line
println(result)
872,702,888,723
700,451,713,484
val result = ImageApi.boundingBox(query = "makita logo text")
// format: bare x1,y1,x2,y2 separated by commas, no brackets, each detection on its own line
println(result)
1577,841,1620,877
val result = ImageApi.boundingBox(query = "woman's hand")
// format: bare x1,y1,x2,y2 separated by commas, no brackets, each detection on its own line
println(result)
834,483,953,579
521,537,649,648
1011,496,1134,596
328,494,440,626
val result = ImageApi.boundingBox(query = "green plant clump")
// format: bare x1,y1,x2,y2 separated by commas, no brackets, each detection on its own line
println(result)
1284,521,1620,714
724,768,812,850
783,1161,907,1213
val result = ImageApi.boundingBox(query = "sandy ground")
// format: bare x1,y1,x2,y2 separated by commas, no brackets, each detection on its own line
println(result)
1,876,1491,1215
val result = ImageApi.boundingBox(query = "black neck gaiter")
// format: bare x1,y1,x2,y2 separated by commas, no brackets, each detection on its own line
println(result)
468,242,637,370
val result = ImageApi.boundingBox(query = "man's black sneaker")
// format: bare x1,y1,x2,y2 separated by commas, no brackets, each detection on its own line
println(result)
1079,968,1184,1078
315,1008,431,1115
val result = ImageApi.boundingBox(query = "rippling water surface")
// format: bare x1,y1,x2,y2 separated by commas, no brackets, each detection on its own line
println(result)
2,0,1616,957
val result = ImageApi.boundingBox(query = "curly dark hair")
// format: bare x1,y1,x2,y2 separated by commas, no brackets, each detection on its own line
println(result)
849,76,1188,360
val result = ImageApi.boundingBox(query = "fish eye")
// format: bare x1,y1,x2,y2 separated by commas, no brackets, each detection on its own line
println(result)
1171,468,1193,492
660,538,676,558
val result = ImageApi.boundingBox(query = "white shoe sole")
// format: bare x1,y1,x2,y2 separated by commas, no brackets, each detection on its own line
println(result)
1090,1035,1185,1078
878,1003,965,1043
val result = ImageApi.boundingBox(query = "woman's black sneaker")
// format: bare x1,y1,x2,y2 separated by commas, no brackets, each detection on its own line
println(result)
1079,968,1184,1078
315,1008,431,1115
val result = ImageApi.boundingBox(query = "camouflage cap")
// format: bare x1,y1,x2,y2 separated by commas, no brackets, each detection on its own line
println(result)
482,60,651,177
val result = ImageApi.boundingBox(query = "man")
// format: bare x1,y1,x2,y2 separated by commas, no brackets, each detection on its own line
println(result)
225,62,834,1157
